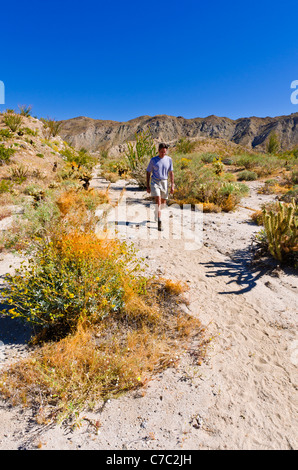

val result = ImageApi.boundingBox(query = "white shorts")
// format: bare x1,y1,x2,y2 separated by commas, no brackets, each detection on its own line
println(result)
150,178,168,199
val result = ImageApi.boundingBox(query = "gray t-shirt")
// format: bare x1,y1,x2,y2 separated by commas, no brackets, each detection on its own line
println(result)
146,155,173,180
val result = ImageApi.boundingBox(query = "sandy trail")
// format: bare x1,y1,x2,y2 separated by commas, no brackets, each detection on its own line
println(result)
0,171,297,450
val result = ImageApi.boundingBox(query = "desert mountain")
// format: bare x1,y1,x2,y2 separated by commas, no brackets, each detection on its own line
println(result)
59,112,298,154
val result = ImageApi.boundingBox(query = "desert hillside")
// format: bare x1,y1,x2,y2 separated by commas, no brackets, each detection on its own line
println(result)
0,110,297,450
59,112,298,154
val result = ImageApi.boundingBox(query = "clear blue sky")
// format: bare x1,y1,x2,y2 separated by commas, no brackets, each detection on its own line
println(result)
1,0,298,122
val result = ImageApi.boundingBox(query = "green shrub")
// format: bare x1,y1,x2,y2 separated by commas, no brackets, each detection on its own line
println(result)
234,153,282,176
0,179,12,194
23,127,38,136
0,144,15,164
24,197,60,230
175,137,196,154
267,131,280,154
222,157,234,165
18,104,32,117
42,117,62,137
77,148,97,169
280,186,298,204
291,170,298,185
9,164,29,181
2,233,144,332
3,113,22,132
60,147,97,170
200,152,218,163
23,183,44,196
0,128,13,140
172,154,249,211
234,154,260,169
237,170,258,181
100,148,109,160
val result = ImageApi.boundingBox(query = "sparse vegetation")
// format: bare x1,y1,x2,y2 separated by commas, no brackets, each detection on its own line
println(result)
18,104,33,117
0,144,16,165
237,170,258,181
23,126,38,136
41,117,62,137
0,179,13,194
175,137,196,154
200,152,219,163
0,129,13,140
280,186,298,204
1,109,297,429
171,153,249,212
99,156,131,182
3,112,23,132
267,131,280,154
9,164,29,182
60,146,97,170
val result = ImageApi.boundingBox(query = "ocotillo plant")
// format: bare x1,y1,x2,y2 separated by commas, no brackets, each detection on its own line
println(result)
125,129,156,188
125,129,156,171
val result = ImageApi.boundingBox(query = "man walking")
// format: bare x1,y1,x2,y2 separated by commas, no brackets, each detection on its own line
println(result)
146,143,174,231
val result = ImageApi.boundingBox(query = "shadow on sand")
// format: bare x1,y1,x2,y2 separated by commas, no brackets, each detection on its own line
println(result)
0,279,34,345
201,247,279,295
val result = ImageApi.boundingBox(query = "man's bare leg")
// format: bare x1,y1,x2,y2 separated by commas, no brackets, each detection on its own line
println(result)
161,198,167,213
155,196,161,221
155,196,167,231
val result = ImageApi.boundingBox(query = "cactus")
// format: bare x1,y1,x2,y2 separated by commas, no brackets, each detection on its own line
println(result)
78,169,92,189
262,200,297,262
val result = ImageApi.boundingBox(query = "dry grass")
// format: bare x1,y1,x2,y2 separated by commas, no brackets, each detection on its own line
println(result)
202,202,222,213
0,115,62,183
0,275,207,424
56,187,110,217
0,207,12,221
250,209,263,225
161,278,188,296
258,181,292,196
182,136,255,157
102,171,119,183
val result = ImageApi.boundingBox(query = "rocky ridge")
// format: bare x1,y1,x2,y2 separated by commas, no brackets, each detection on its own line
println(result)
59,112,298,154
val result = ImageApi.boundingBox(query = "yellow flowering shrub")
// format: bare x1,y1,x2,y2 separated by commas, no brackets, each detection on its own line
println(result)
2,231,146,335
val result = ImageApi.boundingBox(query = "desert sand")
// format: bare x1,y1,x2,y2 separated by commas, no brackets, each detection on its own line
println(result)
0,169,297,450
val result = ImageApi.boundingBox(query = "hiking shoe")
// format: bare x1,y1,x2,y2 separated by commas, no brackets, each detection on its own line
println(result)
158,220,163,231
